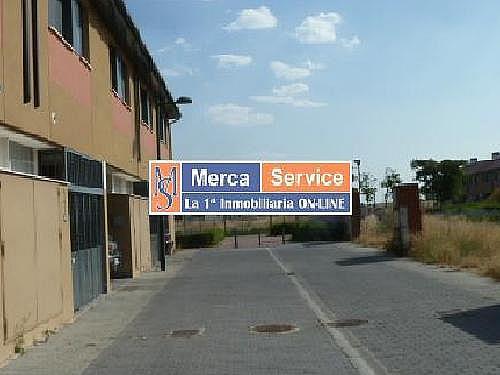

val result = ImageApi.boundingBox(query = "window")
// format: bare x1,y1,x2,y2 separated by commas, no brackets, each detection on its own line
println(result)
161,115,167,143
71,0,84,55
32,0,40,107
157,110,169,144
49,0,89,58
22,0,31,103
110,47,129,104
49,0,63,34
9,141,35,174
140,87,151,127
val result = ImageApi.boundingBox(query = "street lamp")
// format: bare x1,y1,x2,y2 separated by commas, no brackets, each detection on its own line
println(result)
353,159,361,190
157,96,192,270
176,96,193,105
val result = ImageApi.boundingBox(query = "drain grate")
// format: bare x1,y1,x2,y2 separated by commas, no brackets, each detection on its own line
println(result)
250,324,299,334
321,319,368,328
169,329,203,338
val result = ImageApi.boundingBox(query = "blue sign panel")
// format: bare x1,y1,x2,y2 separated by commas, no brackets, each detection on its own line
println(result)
182,193,351,213
182,162,261,193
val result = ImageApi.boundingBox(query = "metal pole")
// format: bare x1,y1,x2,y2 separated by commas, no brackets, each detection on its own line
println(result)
157,216,167,271
358,166,361,191
281,218,285,245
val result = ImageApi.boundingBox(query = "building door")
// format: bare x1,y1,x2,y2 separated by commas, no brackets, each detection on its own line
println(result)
65,150,106,311
69,192,104,310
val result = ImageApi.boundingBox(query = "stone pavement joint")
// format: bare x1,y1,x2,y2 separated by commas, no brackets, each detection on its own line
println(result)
0,250,196,375
267,248,388,375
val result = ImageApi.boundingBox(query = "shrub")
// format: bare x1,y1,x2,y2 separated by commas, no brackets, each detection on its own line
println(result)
270,222,297,236
290,221,349,242
176,228,225,249
489,188,500,204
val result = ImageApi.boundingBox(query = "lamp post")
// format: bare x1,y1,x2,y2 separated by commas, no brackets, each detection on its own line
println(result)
353,159,361,190
157,96,192,271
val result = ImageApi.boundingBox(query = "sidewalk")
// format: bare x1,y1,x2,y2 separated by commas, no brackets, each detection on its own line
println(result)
0,251,196,375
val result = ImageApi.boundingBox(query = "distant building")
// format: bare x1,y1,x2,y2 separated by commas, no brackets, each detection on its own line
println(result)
464,152,500,201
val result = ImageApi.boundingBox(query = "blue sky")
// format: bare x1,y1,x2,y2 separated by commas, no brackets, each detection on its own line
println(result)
125,0,500,188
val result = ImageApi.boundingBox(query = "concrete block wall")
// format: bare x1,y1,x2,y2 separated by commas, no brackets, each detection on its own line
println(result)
0,171,73,364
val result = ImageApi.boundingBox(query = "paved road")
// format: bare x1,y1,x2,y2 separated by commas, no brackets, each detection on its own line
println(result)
3,243,500,374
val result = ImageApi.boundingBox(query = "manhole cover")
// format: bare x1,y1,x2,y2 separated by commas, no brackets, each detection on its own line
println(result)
321,319,368,328
250,324,299,334
169,329,203,338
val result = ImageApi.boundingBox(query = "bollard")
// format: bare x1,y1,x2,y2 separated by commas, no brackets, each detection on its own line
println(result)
258,232,261,247
234,234,238,249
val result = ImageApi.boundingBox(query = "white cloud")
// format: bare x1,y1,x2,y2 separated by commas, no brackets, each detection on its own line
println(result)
273,83,309,97
224,6,278,31
175,37,187,45
304,60,326,71
340,35,361,49
270,61,311,81
292,99,328,108
161,66,196,78
295,12,342,44
208,104,274,126
251,82,326,108
212,54,253,69
250,96,327,108
156,37,196,54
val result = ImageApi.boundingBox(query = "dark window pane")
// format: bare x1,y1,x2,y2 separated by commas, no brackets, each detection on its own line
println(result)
72,0,83,55
49,0,63,31
110,47,117,91
22,0,31,103
141,88,150,124
120,59,129,103
158,109,164,141
9,141,34,174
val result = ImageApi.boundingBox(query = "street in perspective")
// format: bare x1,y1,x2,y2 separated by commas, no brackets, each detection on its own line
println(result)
3,241,500,374
1,0,500,374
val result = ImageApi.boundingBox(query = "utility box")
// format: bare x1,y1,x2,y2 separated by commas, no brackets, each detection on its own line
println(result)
393,183,422,255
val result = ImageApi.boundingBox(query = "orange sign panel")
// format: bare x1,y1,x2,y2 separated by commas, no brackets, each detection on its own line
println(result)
150,162,181,214
261,162,351,193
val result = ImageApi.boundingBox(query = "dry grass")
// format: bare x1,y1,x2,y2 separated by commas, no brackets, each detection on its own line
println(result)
358,212,393,249
412,215,500,279
359,213,500,280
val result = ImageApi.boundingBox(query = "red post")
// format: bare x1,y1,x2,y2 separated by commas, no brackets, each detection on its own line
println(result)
393,183,422,255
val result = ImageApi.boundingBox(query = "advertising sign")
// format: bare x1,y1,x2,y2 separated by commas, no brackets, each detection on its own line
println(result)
150,161,352,216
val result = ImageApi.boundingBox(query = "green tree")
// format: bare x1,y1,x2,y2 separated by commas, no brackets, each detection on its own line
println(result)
360,172,377,207
381,167,402,207
410,159,466,207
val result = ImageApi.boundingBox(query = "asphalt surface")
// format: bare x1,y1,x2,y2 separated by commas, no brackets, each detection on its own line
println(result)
3,243,500,374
